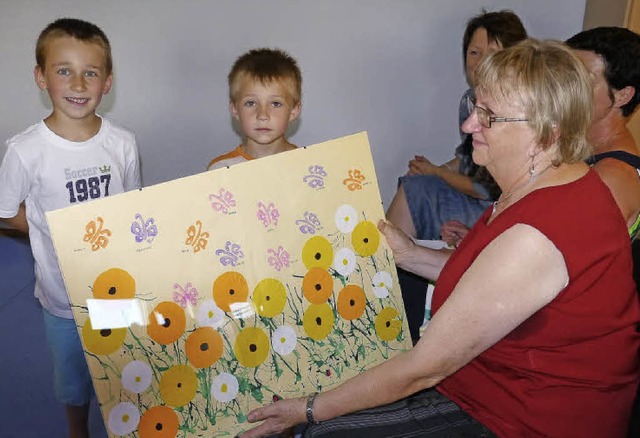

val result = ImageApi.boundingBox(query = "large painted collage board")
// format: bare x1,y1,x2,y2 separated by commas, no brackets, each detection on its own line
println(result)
47,132,412,437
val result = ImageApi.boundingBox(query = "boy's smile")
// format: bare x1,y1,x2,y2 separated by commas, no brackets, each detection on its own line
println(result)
35,36,112,139
230,77,300,157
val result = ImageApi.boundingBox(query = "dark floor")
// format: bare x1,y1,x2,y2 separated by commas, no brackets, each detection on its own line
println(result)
0,234,106,438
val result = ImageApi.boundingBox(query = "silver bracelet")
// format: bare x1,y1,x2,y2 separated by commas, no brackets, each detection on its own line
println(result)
306,392,320,425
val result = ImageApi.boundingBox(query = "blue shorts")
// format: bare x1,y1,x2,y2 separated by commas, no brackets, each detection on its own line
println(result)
400,174,492,240
42,309,93,406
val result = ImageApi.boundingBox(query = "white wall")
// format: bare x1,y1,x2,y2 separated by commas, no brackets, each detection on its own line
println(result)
0,0,585,206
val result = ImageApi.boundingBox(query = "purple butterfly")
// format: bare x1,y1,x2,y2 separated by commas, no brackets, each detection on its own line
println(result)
215,241,244,267
296,211,322,234
130,213,158,244
303,165,327,189
267,246,290,271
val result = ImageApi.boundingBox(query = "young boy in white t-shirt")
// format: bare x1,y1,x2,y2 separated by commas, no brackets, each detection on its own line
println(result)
0,18,140,437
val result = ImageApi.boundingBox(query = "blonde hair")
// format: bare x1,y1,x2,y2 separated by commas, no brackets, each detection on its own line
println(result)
228,48,301,104
475,39,593,164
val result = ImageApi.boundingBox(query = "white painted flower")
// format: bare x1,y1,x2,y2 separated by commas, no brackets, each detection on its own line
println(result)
372,271,393,298
121,360,152,394
333,247,356,277
335,204,358,233
211,372,239,403
107,401,140,436
271,325,297,356
196,299,225,328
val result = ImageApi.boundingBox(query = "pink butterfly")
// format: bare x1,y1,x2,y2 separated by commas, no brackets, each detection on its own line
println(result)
173,282,199,308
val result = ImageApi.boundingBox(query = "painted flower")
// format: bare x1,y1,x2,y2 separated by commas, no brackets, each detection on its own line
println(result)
185,327,224,368
234,327,270,368
107,401,140,436
337,285,366,320
271,325,297,356
302,303,335,340
159,364,198,407
332,247,356,277
81,317,126,355
351,220,380,256
138,405,179,438
92,267,135,299
252,278,287,318
375,307,402,341
302,267,333,304
121,360,152,394
212,271,249,312
195,299,225,329
301,236,334,270
334,204,358,233
211,372,239,403
147,301,186,345
372,271,393,298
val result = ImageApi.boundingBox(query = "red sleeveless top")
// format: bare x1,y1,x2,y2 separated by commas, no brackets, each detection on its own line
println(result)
434,170,640,437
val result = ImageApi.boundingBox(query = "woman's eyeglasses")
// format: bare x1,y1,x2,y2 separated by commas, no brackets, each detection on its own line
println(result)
470,98,529,128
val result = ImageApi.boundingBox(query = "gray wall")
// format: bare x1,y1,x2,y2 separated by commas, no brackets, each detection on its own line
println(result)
0,0,586,206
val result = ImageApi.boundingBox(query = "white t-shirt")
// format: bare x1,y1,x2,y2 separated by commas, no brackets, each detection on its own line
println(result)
0,117,141,318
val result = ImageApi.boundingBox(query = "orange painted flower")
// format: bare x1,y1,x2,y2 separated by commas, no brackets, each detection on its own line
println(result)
337,285,366,320
301,236,334,270
147,302,186,345
302,303,335,340
138,405,179,438
233,327,270,368
302,267,333,304
81,317,127,355
92,268,135,299
185,327,223,368
375,307,402,341
212,271,249,312
351,220,380,256
159,365,198,407
252,278,287,318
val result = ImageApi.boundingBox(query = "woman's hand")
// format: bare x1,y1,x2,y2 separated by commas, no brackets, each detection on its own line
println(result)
407,155,439,176
378,219,415,267
238,397,306,438
440,220,470,247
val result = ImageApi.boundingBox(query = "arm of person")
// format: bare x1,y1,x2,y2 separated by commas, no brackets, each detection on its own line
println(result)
440,220,470,247
408,156,485,199
0,203,28,234
592,159,640,227
240,223,569,437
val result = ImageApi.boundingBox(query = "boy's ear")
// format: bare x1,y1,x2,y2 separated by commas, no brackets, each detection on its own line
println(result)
34,66,47,91
229,101,240,120
613,85,635,109
102,73,114,95
289,102,302,122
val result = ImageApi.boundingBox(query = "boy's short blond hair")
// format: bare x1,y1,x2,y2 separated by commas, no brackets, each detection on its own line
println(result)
228,48,302,104
36,18,113,75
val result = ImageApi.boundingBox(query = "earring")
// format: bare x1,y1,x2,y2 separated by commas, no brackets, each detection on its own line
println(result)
529,156,535,176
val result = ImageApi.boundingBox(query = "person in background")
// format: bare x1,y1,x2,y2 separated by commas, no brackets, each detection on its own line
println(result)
239,39,639,438
0,18,141,437
207,48,302,170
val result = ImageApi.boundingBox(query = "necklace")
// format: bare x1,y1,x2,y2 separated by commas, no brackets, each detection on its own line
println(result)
492,163,553,213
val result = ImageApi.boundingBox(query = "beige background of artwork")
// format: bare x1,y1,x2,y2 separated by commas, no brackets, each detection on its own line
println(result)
47,132,411,437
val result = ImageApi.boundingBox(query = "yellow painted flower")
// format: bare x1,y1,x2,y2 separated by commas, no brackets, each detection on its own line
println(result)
302,267,333,304
138,405,179,438
302,303,335,340
185,327,223,368
159,364,198,407
147,301,186,345
212,271,249,312
92,267,135,299
337,285,366,320
351,220,380,256
234,327,270,368
375,307,402,341
301,236,334,270
81,317,126,355
252,278,287,318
